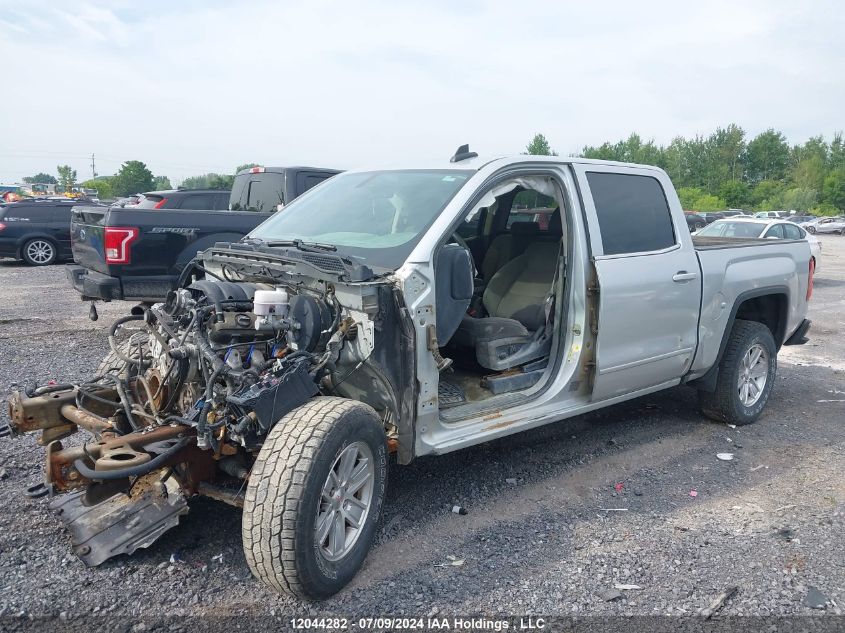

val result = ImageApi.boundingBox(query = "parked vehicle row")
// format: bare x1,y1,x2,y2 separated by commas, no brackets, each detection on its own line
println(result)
67,166,339,303
7,148,814,600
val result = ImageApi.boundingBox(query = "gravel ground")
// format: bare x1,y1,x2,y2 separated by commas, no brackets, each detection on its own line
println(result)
0,237,843,631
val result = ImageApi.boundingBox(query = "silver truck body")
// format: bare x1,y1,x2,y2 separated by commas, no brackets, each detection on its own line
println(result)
4,152,812,599
389,155,811,457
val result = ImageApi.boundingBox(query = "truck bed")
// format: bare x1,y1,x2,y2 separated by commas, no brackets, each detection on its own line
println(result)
687,235,812,378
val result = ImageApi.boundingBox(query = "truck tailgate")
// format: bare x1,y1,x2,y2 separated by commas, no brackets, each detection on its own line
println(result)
70,205,110,274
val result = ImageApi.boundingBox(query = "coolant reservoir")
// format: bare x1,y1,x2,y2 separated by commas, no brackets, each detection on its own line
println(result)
253,289,289,317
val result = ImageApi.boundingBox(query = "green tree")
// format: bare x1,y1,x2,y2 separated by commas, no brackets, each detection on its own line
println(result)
235,163,260,174
692,193,726,212
153,175,172,190
822,168,845,211
181,170,242,190
111,160,155,197
677,187,705,210
22,172,57,184
829,132,845,171
745,129,789,183
181,174,210,189
56,164,77,189
710,124,746,183
750,180,786,208
81,178,113,199
718,179,749,208
525,133,558,156
782,188,818,212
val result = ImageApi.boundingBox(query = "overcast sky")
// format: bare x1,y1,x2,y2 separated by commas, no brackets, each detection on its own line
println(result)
1,0,843,184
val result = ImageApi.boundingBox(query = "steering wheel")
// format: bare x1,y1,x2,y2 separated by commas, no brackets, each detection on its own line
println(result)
449,232,478,278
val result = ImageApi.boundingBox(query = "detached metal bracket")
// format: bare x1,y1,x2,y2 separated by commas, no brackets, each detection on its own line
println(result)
426,325,453,372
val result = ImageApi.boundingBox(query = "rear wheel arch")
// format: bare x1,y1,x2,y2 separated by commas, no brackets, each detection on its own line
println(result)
687,287,788,392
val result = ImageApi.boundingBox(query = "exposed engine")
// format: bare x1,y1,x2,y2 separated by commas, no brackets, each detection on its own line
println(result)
94,279,360,454
4,276,375,555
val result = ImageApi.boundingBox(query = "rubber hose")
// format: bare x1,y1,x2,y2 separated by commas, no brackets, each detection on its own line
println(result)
73,437,191,481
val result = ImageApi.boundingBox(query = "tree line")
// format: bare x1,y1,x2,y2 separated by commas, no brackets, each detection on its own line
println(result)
20,162,259,200
577,126,845,214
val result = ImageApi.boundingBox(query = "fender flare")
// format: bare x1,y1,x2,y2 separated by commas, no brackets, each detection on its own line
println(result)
685,285,789,392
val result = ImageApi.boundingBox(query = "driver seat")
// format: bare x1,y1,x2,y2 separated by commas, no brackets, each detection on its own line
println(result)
452,239,560,371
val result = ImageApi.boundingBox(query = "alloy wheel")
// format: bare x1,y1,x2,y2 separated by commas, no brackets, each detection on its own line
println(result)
737,343,768,407
26,240,54,265
315,441,375,561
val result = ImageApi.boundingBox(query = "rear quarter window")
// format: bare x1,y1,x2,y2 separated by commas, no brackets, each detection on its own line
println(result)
587,172,676,255
783,224,803,240
178,194,216,210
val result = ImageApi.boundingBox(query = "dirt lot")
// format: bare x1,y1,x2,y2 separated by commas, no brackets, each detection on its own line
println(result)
0,237,843,630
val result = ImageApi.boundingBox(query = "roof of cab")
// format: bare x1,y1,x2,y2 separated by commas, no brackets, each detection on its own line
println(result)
344,153,667,175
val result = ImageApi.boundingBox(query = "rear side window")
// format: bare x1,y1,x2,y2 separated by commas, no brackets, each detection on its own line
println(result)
230,174,285,212
136,194,166,209
783,224,803,240
301,174,330,192
764,224,785,239
179,194,215,210
587,172,676,255
53,205,73,221
214,192,230,210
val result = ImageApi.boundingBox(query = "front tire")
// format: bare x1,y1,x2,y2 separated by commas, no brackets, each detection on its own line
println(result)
699,320,777,425
243,397,388,599
21,238,56,266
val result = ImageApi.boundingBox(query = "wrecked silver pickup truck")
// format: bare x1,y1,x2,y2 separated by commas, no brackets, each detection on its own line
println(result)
5,147,813,599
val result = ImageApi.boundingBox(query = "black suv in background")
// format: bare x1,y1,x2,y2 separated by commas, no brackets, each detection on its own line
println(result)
135,189,231,210
0,198,103,266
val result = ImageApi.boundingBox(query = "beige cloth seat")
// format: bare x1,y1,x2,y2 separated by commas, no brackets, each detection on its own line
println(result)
453,240,560,370
480,221,540,280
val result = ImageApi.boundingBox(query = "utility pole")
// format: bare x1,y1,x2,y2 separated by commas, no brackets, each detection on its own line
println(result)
91,153,97,179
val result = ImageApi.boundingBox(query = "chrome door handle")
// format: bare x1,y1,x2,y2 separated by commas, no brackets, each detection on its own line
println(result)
672,271,697,282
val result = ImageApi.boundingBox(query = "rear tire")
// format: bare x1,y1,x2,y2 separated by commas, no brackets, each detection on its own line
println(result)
21,238,56,266
699,319,777,425
243,397,388,599
807,226,817,234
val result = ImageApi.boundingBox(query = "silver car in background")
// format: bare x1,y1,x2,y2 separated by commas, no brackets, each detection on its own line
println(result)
804,216,845,235
696,217,822,269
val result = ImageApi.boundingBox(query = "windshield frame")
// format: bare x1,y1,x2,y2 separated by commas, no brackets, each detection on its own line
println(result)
248,168,475,270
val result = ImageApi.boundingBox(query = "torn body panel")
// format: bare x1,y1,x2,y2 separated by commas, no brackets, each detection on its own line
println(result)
50,472,188,566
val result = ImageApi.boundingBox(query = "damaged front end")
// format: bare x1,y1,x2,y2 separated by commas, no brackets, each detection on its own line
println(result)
6,242,414,567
